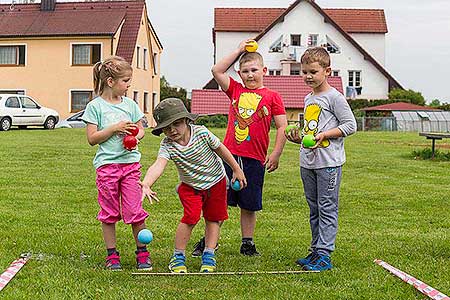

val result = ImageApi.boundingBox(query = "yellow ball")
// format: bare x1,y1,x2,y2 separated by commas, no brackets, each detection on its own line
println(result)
245,41,258,52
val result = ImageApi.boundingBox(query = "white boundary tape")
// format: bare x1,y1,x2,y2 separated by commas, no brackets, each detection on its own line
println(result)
132,270,318,276
0,254,31,292
374,259,449,300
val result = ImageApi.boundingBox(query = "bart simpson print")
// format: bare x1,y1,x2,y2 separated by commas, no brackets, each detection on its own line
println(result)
233,92,268,144
303,103,329,148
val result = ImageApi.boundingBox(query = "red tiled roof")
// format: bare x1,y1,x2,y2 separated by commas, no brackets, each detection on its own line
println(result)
192,76,343,115
214,8,387,34
361,102,441,111
0,1,145,63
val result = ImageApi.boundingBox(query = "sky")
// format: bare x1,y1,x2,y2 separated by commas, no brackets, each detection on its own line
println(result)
147,0,450,103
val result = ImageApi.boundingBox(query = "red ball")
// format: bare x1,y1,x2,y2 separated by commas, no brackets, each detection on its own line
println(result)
127,126,139,136
123,135,137,151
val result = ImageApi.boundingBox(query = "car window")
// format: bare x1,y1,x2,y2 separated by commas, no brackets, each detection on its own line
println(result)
5,97,21,108
20,97,39,109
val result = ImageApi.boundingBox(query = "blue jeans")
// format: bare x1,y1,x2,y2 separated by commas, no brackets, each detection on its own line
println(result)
300,166,342,256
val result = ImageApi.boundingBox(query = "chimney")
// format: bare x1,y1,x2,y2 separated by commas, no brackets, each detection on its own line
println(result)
41,0,56,11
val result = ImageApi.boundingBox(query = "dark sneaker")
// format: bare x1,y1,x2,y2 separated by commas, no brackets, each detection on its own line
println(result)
136,250,153,270
302,254,333,271
296,251,318,266
105,252,121,270
192,237,219,257
240,242,260,256
168,253,187,273
200,252,216,273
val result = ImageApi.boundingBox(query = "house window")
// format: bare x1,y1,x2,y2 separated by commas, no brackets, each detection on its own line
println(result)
136,46,141,68
143,92,149,113
152,53,158,75
0,90,25,95
308,34,318,47
71,91,92,112
133,91,139,103
291,34,301,46
268,70,281,76
143,48,148,70
152,92,158,110
348,71,361,87
290,64,301,76
0,45,26,66
72,44,101,65
326,35,340,54
332,70,340,77
269,36,282,53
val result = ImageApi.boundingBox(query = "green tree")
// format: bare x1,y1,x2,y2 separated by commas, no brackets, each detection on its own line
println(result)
388,88,425,106
429,99,441,107
160,76,190,110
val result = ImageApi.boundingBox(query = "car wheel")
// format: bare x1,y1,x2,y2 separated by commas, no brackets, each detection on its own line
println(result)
44,117,56,130
0,117,12,131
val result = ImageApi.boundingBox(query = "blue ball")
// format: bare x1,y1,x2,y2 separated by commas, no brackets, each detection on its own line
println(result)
231,180,241,191
137,229,153,244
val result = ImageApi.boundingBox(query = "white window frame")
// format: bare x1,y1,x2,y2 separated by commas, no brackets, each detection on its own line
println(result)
308,34,318,47
69,89,93,113
0,43,27,66
0,88,26,94
332,70,340,77
70,42,102,66
152,53,158,75
268,69,281,76
133,90,139,103
152,92,158,111
290,34,301,46
143,91,149,113
348,70,362,87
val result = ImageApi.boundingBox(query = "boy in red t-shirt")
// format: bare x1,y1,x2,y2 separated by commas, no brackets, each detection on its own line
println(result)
192,40,288,256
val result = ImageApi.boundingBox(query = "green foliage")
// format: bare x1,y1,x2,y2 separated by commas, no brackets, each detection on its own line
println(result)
388,88,425,106
160,75,190,110
438,102,450,111
412,148,450,160
0,130,449,299
195,114,228,128
429,99,441,107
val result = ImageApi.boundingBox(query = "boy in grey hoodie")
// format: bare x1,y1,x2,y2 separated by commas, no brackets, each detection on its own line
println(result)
286,47,357,271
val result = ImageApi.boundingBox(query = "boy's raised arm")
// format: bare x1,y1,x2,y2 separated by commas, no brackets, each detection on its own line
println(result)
211,40,247,92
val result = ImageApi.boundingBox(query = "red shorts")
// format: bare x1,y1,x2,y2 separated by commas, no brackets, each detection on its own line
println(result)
177,177,228,225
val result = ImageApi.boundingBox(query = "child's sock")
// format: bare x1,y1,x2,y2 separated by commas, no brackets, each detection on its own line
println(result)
107,248,117,256
136,246,147,253
203,248,215,255
174,249,185,256
242,237,254,245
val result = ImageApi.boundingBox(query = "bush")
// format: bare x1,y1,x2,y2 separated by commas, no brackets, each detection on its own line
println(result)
196,114,228,128
389,88,425,106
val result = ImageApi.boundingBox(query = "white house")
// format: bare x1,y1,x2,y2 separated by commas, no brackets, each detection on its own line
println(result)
208,0,403,99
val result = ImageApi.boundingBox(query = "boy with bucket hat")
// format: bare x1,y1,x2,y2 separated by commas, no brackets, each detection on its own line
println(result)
141,98,246,273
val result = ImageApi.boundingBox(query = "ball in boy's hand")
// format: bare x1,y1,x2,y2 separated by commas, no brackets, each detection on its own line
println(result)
231,180,241,191
285,124,298,135
123,135,138,151
245,40,258,52
127,126,139,136
137,229,153,244
302,134,316,148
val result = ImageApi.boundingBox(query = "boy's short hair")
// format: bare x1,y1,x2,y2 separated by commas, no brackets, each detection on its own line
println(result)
239,52,264,68
301,47,330,68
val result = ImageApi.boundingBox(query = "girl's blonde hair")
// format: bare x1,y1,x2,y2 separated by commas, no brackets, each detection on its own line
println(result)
93,56,133,95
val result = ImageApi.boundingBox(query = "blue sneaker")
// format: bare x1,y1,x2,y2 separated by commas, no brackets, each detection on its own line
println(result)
168,253,187,273
302,254,333,271
200,252,216,272
296,251,317,266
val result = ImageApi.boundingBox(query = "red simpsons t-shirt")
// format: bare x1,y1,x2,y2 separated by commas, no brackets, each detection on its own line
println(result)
223,77,286,163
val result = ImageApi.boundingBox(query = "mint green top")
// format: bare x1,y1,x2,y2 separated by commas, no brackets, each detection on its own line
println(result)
82,96,144,169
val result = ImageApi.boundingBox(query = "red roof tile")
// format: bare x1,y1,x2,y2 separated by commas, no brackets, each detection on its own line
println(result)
214,7,387,34
361,102,441,111
191,76,343,115
0,1,145,63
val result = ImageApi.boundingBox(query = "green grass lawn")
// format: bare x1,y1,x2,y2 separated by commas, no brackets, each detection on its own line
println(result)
0,128,449,299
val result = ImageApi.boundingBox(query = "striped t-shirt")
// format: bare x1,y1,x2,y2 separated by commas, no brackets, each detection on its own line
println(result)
158,124,226,190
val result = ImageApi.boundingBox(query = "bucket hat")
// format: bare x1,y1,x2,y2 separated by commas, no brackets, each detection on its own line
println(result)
152,98,198,136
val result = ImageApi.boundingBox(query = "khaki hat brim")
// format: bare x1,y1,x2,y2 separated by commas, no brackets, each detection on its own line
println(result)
151,112,198,136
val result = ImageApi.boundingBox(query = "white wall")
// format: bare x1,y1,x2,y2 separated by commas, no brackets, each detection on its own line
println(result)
217,1,390,99
215,31,257,63
350,33,386,66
